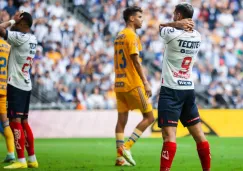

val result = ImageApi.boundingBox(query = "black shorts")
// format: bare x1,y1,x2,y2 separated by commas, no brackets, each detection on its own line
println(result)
7,84,31,119
158,86,200,128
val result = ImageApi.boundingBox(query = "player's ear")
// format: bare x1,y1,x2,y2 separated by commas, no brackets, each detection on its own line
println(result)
129,15,135,22
178,13,183,20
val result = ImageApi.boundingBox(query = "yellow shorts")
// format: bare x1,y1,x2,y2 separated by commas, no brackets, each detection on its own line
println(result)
0,95,7,115
116,87,153,113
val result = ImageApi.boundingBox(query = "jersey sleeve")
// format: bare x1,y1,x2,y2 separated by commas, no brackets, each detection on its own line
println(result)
159,26,176,43
6,30,30,46
127,34,140,55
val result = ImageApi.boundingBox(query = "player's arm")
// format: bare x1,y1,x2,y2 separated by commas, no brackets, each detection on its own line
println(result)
159,18,194,30
0,21,12,29
0,12,23,39
131,54,152,97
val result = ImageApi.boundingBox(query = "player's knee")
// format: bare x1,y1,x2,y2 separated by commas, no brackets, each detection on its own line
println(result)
188,123,207,143
143,111,155,124
148,115,155,124
117,120,127,128
193,133,207,143
162,134,176,142
162,127,176,142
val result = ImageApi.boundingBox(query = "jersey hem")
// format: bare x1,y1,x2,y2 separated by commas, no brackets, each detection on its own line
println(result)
7,83,31,92
161,85,194,90
114,85,144,93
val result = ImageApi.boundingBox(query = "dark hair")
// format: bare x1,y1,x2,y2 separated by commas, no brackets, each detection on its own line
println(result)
123,6,142,23
175,3,194,19
20,12,33,28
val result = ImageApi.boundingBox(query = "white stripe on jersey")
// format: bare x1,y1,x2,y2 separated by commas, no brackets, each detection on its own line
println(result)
160,27,201,90
6,30,37,91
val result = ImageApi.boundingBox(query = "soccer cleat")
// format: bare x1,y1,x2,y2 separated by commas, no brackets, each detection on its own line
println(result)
3,161,27,169
28,160,39,168
118,145,136,166
2,155,15,163
115,156,131,166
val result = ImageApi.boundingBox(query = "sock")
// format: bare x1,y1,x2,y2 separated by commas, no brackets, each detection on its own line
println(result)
28,155,37,162
9,122,25,162
18,158,26,163
115,133,124,157
3,123,15,154
124,128,142,150
160,142,177,171
22,122,35,157
197,141,211,170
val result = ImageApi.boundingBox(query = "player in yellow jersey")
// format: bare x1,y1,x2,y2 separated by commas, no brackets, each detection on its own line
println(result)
0,38,15,163
114,6,154,166
114,6,195,166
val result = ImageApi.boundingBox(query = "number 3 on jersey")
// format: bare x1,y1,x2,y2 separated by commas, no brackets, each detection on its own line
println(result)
0,57,6,75
115,49,126,69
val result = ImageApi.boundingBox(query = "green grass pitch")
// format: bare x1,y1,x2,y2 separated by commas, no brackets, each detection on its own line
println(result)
1,136,243,171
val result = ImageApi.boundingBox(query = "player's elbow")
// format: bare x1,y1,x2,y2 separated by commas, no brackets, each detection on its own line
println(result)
0,27,6,39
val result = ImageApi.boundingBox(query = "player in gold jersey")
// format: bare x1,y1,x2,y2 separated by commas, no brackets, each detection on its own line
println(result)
0,38,15,163
114,6,195,166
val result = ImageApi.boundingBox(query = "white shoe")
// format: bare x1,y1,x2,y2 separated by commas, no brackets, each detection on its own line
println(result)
118,146,136,166
115,156,131,166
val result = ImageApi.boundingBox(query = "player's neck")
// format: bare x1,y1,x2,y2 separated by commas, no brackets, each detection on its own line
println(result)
125,24,136,33
19,28,30,34
21,30,29,33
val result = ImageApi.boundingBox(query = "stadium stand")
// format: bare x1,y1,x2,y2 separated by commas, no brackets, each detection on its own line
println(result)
0,0,242,109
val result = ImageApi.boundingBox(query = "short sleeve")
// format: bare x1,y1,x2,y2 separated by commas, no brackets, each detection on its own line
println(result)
159,26,175,43
127,34,140,55
6,30,30,46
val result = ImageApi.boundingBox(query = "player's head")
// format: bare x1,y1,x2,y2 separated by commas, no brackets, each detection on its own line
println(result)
11,12,33,32
173,2,194,21
123,6,143,29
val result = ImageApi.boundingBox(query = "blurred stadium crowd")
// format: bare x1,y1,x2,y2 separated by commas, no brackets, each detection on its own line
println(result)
0,0,242,109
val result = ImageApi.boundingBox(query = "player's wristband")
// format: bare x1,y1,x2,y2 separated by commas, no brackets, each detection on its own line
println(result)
9,20,16,27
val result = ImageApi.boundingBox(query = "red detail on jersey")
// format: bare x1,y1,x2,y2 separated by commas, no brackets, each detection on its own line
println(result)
179,57,192,74
172,70,190,79
162,78,164,84
21,57,33,75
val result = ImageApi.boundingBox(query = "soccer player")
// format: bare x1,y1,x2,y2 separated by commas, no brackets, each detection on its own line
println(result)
158,3,211,171
0,12,38,169
0,36,15,163
114,6,195,166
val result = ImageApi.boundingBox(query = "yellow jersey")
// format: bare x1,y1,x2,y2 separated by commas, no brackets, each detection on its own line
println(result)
0,39,10,95
114,28,144,92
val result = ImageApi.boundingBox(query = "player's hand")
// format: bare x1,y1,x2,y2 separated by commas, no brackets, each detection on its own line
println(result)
13,11,24,23
144,82,152,98
176,19,194,31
